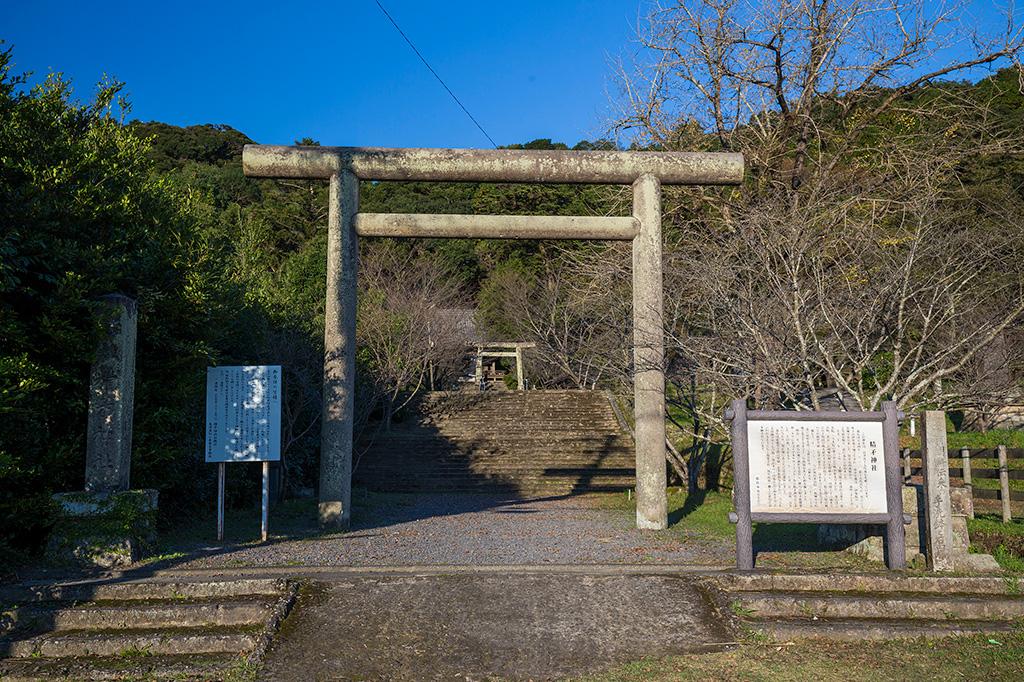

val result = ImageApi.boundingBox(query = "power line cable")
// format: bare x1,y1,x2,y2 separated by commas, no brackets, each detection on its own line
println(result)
372,0,498,148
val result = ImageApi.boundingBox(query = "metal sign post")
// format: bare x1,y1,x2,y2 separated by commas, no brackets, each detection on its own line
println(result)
725,399,907,570
217,462,225,541
205,365,282,543
261,461,270,542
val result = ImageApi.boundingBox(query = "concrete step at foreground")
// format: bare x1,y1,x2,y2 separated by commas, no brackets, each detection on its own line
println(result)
736,590,1024,621
0,577,288,604
708,572,1024,642
716,572,1019,596
2,597,276,634
0,578,295,680
0,653,242,682
0,627,259,658
750,617,1021,641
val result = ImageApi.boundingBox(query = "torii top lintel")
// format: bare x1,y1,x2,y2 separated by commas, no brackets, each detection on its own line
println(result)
242,144,744,186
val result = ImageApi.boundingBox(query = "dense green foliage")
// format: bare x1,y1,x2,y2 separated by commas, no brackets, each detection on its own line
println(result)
3,32,1023,557
0,47,259,555
0,44,621,556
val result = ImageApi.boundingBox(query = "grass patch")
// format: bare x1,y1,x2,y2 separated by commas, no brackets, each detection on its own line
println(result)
223,658,259,682
664,489,735,540
900,427,1024,451
968,514,1024,572
969,515,1024,538
134,551,188,567
116,644,153,659
603,488,734,541
572,632,1024,681
605,488,876,570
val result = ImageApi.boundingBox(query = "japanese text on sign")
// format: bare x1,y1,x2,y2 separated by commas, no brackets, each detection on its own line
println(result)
205,366,281,463
746,420,887,514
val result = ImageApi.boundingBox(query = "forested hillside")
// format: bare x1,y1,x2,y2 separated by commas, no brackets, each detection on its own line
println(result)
0,42,624,556
2,27,1023,557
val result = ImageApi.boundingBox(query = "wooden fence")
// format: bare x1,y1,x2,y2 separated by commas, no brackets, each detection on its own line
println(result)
901,446,1022,522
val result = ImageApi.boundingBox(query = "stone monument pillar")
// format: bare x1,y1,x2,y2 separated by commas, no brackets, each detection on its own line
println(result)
46,294,158,568
85,294,137,492
818,407,999,573
921,410,955,572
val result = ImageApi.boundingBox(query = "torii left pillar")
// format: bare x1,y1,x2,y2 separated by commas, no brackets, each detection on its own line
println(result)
319,171,359,529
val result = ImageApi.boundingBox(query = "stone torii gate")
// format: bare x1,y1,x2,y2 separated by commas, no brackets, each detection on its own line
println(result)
474,342,536,390
243,145,744,531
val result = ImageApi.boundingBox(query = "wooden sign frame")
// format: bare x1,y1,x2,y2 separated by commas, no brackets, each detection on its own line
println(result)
726,399,906,570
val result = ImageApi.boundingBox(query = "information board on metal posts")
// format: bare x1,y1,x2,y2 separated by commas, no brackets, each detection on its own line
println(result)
205,365,281,542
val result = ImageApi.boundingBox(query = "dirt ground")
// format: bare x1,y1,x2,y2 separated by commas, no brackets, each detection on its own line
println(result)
258,573,734,681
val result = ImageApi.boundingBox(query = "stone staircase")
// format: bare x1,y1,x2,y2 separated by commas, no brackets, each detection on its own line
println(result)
354,390,636,495
0,576,295,680
710,572,1024,640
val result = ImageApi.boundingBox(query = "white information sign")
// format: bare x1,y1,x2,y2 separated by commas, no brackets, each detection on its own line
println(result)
746,420,887,514
205,366,281,463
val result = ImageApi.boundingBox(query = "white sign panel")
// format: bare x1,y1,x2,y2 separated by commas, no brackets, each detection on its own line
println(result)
746,420,887,514
205,366,281,463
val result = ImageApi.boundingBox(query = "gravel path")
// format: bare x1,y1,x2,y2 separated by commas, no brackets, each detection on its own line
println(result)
167,492,732,569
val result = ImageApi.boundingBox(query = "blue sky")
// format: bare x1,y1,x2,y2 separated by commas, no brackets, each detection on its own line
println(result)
4,1,641,148
4,1,1020,149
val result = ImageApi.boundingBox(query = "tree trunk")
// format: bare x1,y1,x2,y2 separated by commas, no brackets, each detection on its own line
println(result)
383,395,394,432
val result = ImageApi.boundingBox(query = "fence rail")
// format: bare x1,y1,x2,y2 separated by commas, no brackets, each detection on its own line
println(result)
900,446,1021,521
903,448,1024,460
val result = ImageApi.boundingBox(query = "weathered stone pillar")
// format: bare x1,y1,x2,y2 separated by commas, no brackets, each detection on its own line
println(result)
515,345,525,390
85,294,137,492
47,294,158,568
921,410,955,572
632,174,668,530
319,171,358,529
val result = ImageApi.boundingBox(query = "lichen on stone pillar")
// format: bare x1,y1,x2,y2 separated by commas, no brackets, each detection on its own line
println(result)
85,294,138,493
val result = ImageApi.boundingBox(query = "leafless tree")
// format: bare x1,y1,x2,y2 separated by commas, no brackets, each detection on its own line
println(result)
587,0,1024,487
357,241,467,430
480,250,633,389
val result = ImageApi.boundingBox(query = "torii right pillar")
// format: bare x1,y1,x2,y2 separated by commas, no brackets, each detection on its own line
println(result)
632,173,668,529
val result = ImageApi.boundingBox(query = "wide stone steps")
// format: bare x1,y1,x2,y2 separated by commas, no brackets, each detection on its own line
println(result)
359,465,635,473
374,433,629,442
0,577,287,604
353,476,635,490
357,447,634,457
0,577,295,680
735,590,1024,621
357,390,636,494
710,572,1024,641
359,455,635,462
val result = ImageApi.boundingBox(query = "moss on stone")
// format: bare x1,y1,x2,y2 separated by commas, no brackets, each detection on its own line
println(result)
46,489,159,568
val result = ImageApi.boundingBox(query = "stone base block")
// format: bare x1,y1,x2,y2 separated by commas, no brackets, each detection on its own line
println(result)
45,489,158,569
817,485,998,573
955,552,1002,574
